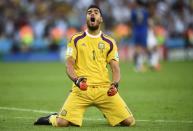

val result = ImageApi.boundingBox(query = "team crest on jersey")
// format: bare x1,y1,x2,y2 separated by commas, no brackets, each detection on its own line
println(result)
98,42,105,52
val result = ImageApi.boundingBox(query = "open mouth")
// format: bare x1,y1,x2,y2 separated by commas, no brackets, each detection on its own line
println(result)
91,17,95,22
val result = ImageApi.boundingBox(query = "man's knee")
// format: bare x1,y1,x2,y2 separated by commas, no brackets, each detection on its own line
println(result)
120,116,135,127
56,117,70,127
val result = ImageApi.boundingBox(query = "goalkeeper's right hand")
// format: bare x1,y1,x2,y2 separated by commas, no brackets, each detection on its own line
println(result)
73,77,88,90
107,82,118,96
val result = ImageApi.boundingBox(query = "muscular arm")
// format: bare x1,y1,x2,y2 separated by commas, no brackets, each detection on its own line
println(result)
66,56,77,81
109,60,120,83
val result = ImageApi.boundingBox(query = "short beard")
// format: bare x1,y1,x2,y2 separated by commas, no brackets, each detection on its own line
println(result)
87,25,99,31
87,21,100,31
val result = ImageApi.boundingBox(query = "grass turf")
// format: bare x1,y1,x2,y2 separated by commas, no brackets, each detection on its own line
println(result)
0,61,193,131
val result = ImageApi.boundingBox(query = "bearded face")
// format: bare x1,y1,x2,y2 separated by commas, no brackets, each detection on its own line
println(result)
86,8,103,31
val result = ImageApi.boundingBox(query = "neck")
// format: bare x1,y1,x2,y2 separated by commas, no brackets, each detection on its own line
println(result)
86,29,102,38
87,28,101,36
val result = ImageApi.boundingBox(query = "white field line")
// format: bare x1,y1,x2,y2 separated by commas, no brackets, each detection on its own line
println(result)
0,106,193,124
0,106,53,114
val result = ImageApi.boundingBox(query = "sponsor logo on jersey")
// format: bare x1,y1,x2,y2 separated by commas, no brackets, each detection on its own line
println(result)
81,43,86,46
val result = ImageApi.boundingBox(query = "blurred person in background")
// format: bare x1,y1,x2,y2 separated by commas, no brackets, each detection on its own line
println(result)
147,18,160,71
19,24,33,52
154,23,167,61
49,27,64,52
185,24,193,60
130,0,149,72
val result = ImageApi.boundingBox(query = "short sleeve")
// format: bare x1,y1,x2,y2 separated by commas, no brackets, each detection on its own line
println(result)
66,38,77,60
107,42,119,63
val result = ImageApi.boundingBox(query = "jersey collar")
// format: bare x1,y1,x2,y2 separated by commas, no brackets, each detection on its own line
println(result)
85,30,102,38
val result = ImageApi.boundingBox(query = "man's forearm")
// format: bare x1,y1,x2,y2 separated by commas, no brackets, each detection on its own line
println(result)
66,57,77,81
110,60,120,83
112,67,120,83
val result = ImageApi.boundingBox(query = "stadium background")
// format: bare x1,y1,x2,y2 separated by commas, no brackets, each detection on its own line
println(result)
0,0,192,61
0,0,193,131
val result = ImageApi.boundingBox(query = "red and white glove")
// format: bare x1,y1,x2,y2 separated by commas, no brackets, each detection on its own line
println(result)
107,82,118,96
74,77,88,90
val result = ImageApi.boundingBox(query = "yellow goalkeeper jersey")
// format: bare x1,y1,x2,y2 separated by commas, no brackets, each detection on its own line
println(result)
66,30,119,86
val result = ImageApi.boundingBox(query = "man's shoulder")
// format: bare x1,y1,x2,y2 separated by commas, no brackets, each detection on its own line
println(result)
70,32,86,42
102,33,114,40
101,33,116,45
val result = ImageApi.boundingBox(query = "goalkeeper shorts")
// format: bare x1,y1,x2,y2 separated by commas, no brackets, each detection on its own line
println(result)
57,85,134,126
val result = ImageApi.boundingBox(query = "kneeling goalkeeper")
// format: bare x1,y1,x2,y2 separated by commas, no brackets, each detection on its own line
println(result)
34,5,135,127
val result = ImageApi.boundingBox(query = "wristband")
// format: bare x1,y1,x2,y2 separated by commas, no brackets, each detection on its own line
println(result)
111,82,119,89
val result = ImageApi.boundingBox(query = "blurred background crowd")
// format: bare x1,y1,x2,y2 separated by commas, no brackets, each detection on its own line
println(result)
0,0,192,61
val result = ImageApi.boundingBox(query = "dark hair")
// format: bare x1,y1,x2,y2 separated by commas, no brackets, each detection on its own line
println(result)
87,5,102,16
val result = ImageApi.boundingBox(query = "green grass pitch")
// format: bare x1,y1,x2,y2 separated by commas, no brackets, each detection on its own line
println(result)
0,61,193,131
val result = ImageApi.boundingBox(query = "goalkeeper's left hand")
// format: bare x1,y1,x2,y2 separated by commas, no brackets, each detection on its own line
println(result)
74,77,88,90
107,82,118,96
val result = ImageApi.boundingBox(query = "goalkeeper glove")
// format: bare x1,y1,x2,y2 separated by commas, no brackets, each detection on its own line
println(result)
74,77,88,90
107,82,118,96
